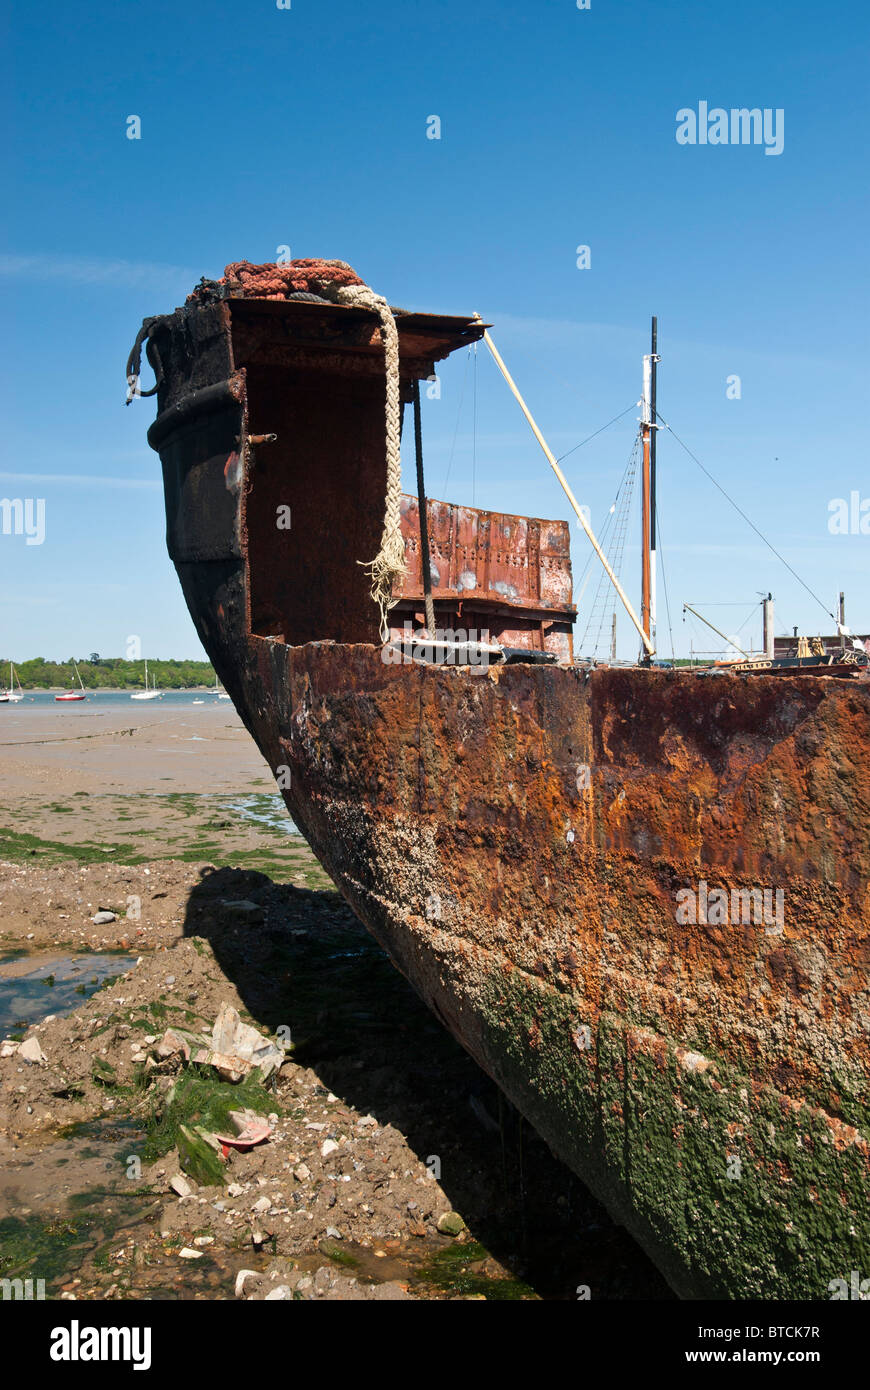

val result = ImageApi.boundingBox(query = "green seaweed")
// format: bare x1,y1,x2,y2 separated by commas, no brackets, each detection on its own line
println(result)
419,1242,535,1300
142,1066,278,1184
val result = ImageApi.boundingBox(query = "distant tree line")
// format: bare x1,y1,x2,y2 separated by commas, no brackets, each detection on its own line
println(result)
4,657,218,689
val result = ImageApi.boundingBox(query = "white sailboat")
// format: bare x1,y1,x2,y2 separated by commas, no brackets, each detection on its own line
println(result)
55,661,87,701
130,657,162,700
211,673,230,699
7,662,24,702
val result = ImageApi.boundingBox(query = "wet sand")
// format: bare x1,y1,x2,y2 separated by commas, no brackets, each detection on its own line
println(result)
0,703,327,885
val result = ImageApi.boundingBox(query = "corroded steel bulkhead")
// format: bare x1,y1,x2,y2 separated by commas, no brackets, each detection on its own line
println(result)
139,265,869,1300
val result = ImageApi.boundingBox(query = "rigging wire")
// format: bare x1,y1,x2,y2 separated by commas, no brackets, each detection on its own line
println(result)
575,494,618,595
655,405,837,624
556,401,640,464
654,508,676,660
580,432,641,655
441,347,472,499
574,429,640,596
472,342,478,510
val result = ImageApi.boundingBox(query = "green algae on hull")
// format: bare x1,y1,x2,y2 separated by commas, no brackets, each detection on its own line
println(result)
470,963,869,1301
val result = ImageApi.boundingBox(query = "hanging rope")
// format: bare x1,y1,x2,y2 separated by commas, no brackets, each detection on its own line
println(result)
323,280,404,639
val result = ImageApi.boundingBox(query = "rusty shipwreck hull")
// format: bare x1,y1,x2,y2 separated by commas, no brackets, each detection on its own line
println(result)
140,269,869,1299
237,644,870,1302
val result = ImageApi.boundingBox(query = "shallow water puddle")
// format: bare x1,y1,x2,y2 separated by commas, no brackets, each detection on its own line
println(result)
0,952,135,1037
223,793,299,836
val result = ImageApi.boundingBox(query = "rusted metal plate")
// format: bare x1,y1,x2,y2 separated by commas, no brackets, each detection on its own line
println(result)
395,496,576,657
227,298,486,375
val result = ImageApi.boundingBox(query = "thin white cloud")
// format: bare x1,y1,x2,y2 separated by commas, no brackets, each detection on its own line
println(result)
0,472,160,490
0,253,203,290
489,311,857,376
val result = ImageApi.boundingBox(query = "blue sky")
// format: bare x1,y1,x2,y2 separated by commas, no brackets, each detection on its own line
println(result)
1,0,867,661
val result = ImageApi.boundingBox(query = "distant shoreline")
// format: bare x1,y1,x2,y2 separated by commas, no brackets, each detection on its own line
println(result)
6,685,222,693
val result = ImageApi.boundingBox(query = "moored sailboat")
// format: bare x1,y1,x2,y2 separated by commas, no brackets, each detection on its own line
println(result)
130,657,162,700
54,661,87,701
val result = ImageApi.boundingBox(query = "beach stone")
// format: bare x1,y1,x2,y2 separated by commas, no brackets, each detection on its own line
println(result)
220,899,264,923
362,1281,414,1301
436,1211,465,1236
91,911,117,925
235,1269,258,1298
321,1138,339,1158
170,1173,193,1199
154,1028,191,1061
265,1285,294,1300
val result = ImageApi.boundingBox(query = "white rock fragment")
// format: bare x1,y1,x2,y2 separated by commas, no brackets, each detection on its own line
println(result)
19,1037,47,1065
235,1269,258,1298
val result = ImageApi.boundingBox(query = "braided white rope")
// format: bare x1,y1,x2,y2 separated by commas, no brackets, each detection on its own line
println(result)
318,279,405,642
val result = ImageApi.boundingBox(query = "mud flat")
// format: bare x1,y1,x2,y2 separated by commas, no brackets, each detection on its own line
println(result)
0,706,670,1301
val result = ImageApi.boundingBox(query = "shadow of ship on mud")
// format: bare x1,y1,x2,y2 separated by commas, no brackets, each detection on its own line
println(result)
182,864,673,1301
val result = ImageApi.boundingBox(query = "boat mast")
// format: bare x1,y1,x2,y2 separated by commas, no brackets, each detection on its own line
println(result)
640,317,659,663
649,317,658,651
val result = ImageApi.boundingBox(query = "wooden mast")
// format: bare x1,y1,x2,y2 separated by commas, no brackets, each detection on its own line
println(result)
640,338,652,660
649,316,658,651
640,316,659,663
